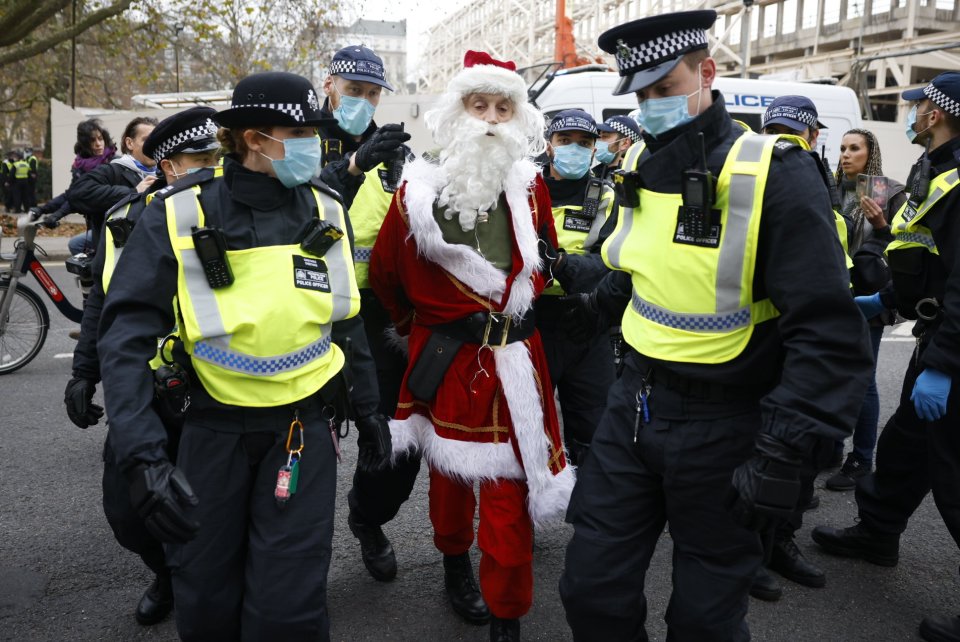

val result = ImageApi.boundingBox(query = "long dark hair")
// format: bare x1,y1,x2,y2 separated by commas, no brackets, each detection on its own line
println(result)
120,116,159,154
74,119,115,157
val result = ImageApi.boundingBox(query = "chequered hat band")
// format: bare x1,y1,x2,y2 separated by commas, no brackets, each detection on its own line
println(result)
549,115,598,135
924,84,960,117
763,105,818,128
609,120,641,142
153,119,220,162
329,58,386,81
615,28,708,75
228,103,305,122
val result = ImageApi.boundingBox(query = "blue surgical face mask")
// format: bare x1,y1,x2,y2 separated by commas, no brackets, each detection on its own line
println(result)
594,139,623,165
333,83,376,136
258,132,323,188
552,143,594,179
636,68,704,138
905,105,934,144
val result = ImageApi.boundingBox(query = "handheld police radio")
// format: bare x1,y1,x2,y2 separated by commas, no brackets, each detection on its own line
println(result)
191,226,234,289
581,177,604,219
380,123,406,193
678,133,715,239
907,139,932,209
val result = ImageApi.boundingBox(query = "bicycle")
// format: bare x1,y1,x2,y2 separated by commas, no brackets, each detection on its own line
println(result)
0,214,87,374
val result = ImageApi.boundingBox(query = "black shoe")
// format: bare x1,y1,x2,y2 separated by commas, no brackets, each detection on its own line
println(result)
490,616,520,642
826,448,844,470
348,512,397,582
135,574,173,626
802,494,821,511
920,614,960,642
825,454,872,491
811,523,899,567
749,567,783,602
769,537,826,588
443,553,490,624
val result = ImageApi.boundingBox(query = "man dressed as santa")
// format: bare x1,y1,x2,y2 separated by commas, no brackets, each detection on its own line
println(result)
369,50,574,642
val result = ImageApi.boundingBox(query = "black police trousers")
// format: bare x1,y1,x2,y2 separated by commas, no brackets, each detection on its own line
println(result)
348,290,421,527
167,397,337,642
856,347,960,547
560,355,761,642
539,320,615,465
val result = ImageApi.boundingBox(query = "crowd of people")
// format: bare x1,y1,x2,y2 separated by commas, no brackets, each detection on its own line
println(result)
9,7,959,642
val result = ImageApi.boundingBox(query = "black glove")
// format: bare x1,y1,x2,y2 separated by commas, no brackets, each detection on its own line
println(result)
355,413,393,472
127,461,200,544
725,433,803,532
352,124,411,173
559,291,607,343
538,226,565,277
64,377,104,428
27,206,43,221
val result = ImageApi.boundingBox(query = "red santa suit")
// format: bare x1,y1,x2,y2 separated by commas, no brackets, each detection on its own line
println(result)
369,154,574,618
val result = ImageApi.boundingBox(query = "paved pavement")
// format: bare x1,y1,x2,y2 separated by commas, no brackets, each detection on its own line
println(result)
0,266,957,641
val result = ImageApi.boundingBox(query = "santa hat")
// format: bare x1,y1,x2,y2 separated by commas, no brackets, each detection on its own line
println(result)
446,50,528,106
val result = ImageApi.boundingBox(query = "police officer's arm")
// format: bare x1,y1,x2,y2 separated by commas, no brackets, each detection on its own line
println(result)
918,188,960,379
320,157,365,209
98,198,178,470
71,233,111,383
758,148,873,450
70,164,134,219
552,186,617,294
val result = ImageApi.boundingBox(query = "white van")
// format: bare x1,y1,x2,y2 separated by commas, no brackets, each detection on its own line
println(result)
530,67,863,170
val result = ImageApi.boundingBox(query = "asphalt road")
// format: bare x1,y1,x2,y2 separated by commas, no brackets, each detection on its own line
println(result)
1,266,957,641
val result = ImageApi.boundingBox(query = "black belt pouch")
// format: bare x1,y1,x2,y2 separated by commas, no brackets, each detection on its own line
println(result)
406,332,463,402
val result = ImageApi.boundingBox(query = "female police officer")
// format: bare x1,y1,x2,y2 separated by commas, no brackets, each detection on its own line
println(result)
97,71,391,641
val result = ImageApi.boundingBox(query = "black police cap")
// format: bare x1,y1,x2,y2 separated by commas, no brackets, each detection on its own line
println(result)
599,10,717,96
143,106,220,164
902,71,960,117
214,71,337,128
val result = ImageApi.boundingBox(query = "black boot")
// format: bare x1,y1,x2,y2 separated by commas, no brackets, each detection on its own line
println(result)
443,553,490,624
348,511,397,582
749,566,783,602
811,523,899,567
490,616,520,641
769,536,826,588
920,614,960,642
135,573,174,625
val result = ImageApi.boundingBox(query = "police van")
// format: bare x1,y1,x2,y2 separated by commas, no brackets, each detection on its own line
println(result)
530,67,863,170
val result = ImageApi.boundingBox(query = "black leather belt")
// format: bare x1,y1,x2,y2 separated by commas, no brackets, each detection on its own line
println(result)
431,311,536,347
651,364,766,403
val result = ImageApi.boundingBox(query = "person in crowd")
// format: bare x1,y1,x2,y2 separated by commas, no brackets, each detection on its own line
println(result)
97,71,392,640
591,115,642,181
71,116,158,255
10,150,30,213
813,71,960,642
537,108,616,464
316,44,417,585
369,50,573,642
824,128,907,491
63,107,220,627
2,149,14,211
558,11,872,640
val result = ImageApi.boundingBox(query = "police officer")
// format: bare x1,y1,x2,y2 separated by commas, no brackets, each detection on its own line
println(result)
592,115,642,181
812,72,960,642
558,11,872,639
1,150,13,211
11,150,30,212
538,109,616,464
97,72,391,640
317,44,418,583
62,107,220,626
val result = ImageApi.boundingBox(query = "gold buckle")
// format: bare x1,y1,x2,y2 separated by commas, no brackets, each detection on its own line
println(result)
481,313,512,347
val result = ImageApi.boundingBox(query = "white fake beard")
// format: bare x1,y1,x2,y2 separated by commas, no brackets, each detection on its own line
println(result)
435,112,528,232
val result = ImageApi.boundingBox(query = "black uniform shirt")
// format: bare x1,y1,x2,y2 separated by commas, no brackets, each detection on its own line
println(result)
98,157,379,469
597,91,873,449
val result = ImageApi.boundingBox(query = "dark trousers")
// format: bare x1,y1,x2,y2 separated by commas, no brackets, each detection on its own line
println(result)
560,357,761,641
168,399,337,642
539,321,616,464
856,347,960,547
348,290,420,527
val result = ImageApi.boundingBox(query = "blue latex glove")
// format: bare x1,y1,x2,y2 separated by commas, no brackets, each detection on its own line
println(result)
911,368,952,421
854,293,885,320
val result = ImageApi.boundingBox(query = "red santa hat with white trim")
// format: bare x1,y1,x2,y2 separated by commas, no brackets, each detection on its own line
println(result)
446,50,528,106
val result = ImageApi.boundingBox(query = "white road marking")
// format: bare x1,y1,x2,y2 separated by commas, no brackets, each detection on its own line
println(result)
54,353,74,359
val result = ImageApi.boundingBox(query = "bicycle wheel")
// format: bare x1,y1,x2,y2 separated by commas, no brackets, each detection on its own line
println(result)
0,281,50,374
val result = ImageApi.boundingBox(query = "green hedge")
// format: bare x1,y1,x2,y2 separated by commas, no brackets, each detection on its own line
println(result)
37,158,53,203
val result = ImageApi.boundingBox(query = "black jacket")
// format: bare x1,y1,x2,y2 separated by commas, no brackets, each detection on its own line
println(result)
70,160,144,251
317,98,377,209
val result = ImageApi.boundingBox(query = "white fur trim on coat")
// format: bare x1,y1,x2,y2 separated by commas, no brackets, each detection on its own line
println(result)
448,65,527,106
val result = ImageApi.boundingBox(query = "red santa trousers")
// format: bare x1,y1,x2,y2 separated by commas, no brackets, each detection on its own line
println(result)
428,468,534,619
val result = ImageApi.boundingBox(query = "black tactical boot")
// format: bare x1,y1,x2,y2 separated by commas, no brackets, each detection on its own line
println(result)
811,523,899,567
348,511,397,582
769,536,826,588
749,566,783,602
825,454,872,491
135,573,174,625
490,616,521,641
443,553,490,624
920,614,960,642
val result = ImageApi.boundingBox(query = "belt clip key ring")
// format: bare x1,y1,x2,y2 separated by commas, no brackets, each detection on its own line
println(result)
275,411,305,508
321,405,343,464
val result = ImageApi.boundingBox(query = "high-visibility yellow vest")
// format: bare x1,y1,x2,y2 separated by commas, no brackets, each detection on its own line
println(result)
350,163,395,289
834,210,854,271
13,160,29,179
543,184,615,296
601,133,784,364
886,167,959,257
165,184,360,406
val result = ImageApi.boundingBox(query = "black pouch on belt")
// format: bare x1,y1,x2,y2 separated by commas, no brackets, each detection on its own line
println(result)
406,332,463,402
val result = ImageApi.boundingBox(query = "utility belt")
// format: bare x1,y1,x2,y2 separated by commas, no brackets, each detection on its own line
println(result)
406,311,535,402
625,352,767,405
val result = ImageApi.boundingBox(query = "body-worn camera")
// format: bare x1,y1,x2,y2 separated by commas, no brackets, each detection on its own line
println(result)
154,363,190,422
300,218,344,258
106,217,135,248
612,169,641,208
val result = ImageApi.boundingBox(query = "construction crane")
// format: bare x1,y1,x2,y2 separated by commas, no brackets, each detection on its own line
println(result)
554,0,600,69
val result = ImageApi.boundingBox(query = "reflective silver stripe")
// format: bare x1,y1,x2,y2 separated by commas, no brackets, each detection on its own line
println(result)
315,191,353,321
192,332,332,376
354,246,373,263
631,290,751,332
605,143,645,266
170,189,228,340
624,142,645,171
896,231,936,249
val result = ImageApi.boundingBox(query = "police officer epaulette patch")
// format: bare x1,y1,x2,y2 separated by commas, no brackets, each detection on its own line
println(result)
308,177,344,204
153,168,218,201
